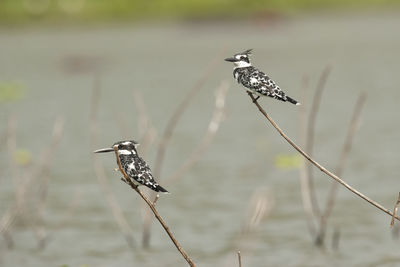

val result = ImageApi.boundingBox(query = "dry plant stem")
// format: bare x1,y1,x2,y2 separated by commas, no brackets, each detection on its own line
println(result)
113,147,197,267
332,227,340,250
248,92,400,222
90,78,136,247
7,116,19,204
315,93,365,246
165,81,229,185
222,188,272,267
1,117,17,247
132,90,157,247
305,66,331,217
144,49,225,247
57,189,83,229
324,93,366,217
31,117,64,249
391,193,400,227
93,159,136,247
242,188,273,234
20,117,63,210
0,208,16,248
0,120,11,178
144,82,228,247
132,90,157,158
237,251,242,267
298,75,317,236
1,116,64,249
153,49,225,181
115,113,131,138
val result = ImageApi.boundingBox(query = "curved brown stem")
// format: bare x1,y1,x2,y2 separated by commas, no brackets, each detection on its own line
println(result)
316,92,366,246
247,92,400,222
113,147,197,267
90,78,136,247
391,193,400,227
153,49,225,181
304,66,331,217
165,81,229,185
143,49,226,247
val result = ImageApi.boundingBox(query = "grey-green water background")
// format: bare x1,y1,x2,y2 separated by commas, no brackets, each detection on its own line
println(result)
1,12,400,266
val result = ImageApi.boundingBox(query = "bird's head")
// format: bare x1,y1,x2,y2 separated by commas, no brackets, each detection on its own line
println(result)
225,49,252,68
93,140,140,155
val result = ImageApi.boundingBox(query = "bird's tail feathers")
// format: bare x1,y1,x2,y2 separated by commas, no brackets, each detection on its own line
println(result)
155,184,169,194
286,96,301,105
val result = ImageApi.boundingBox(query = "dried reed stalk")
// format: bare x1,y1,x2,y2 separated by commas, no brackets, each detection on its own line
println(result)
165,81,229,185
90,77,136,247
304,66,331,217
391,193,400,227
113,146,197,267
237,251,242,267
315,92,366,246
248,92,400,222
143,49,226,247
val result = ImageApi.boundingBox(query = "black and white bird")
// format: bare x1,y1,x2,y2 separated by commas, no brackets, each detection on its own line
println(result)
225,49,300,105
94,140,168,193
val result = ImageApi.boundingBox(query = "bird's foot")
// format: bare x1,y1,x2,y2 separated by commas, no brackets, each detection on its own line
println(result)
253,96,260,103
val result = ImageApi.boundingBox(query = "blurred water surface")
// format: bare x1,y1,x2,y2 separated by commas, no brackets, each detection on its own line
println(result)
1,12,400,267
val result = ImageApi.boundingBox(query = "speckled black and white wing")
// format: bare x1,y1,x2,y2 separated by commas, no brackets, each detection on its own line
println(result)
119,154,168,193
234,66,299,105
247,68,290,101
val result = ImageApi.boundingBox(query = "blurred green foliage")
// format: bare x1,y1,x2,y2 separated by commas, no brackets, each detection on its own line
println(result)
15,149,32,166
0,82,25,102
0,0,399,24
275,153,303,170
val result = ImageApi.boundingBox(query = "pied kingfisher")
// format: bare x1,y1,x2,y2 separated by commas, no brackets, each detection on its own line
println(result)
225,49,300,105
94,140,168,193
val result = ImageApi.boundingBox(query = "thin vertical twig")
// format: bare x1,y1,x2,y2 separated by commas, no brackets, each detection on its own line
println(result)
298,74,317,237
7,116,19,205
113,147,197,267
165,81,229,185
30,116,64,249
222,188,273,267
332,227,340,251
241,188,274,234
0,126,9,179
248,92,400,222
237,251,242,267
315,93,367,245
143,48,226,247
2,116,64,249
391,193,400,227
0,208,16,249
89,76,136,248
324,92,366,217
132,90,157,158
57,188,83,229
153,49,225,181
1,116,18,248
304,66,331,217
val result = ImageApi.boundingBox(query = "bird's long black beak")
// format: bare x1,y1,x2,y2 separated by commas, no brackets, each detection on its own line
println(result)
224,57,238,62
93,147,114,153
